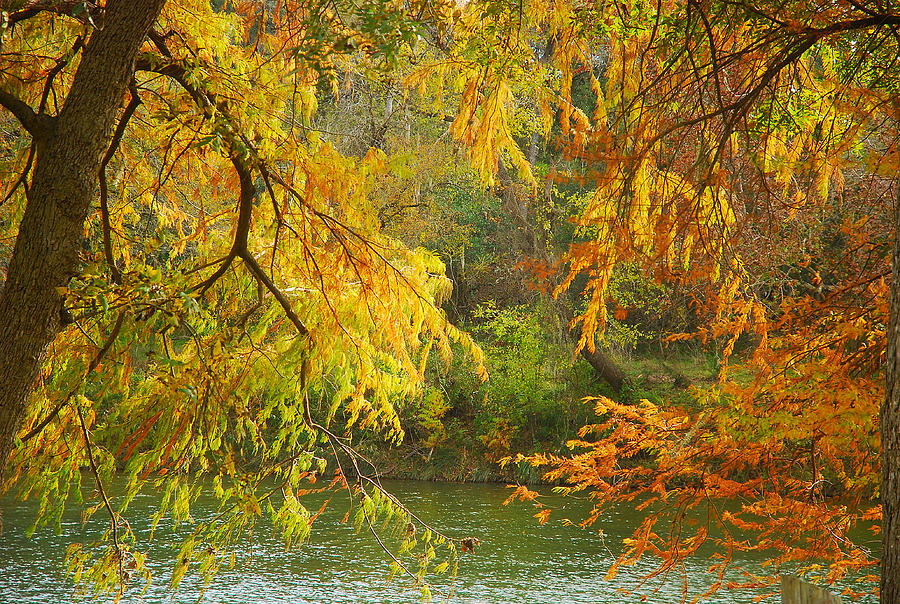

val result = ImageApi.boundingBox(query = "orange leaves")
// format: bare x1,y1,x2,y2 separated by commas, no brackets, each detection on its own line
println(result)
116,410,164,462
409,0,894,599
503,484,541,505
534,508,552,525
480,418,517,461
502,485,553,526
590,395,658,423
865,142,899,178
514,345,880,597
4,0,505,591
449,76,481,148
702,474,752,499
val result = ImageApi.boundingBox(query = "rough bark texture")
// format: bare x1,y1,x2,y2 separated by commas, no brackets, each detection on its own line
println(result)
883,186,900,603
0,0,166,478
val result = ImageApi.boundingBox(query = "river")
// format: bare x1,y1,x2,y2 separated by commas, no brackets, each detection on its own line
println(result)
0,480,878,603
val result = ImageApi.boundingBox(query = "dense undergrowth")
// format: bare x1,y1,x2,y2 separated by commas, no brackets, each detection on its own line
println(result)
362,301,721,484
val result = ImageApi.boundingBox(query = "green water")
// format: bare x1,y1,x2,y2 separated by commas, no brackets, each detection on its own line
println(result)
0,480,877,603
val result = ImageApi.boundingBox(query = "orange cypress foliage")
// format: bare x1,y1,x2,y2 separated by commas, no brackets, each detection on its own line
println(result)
475,0,900,600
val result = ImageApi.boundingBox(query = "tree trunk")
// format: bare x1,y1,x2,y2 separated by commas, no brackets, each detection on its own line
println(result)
883,184,900,602
568,322,628,391
580,343,628,392
495,122,630,393
0,0,166,479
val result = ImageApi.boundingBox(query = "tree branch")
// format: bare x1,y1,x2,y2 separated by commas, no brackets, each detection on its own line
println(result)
6,1,100,29
38,37,84,114
636,12,900,157
0,143,35,208
191,151,253,294
0,89,42,136
22,310,126,443
134,52,312,336
194,254,236,294
240,251,309,336
148,28,174,58
76,401,124,591
98,81,141,284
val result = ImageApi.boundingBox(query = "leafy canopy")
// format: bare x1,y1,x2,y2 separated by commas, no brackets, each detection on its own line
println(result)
1,0,898,600
459,0,898,599
1,0,491,597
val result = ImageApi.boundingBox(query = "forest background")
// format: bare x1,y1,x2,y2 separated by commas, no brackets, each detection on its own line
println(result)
0,0,898,602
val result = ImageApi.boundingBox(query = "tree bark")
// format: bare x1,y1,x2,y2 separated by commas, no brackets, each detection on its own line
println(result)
883,183,900,603
0,0,166,478
579,342,628,392
568,323,628,391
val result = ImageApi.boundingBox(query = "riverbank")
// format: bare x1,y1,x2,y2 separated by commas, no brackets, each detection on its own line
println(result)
352,347,720,485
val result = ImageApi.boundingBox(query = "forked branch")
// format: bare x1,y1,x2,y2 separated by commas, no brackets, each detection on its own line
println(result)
135,53,309,336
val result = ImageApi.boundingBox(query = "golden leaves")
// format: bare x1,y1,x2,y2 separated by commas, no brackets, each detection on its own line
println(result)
4,0,496,595
865,143,899,178
449,76,536,187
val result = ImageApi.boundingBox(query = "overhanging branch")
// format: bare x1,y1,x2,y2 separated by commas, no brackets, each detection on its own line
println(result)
135,52,310,337
6,1,101,29
240,251,309,336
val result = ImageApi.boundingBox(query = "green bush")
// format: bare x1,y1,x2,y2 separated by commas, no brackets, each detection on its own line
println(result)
418,301,594,459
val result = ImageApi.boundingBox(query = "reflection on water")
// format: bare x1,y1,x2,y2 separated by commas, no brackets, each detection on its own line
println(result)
0,480,878,603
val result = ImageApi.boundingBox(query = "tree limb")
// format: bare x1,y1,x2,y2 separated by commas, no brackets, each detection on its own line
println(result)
0,89,42,136
6,1,100,29
240,251,309,336
22,310,126,443
38,37,84,114
0,143,35,208
98,81,141,284
134,52,312,338
76,401,124,591
191,150,253,294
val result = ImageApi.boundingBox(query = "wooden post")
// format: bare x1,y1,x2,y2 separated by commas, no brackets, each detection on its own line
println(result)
780,575,842,604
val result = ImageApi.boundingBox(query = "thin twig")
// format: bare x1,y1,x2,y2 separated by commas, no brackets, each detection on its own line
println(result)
76,402,124,593
23,311,125,442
